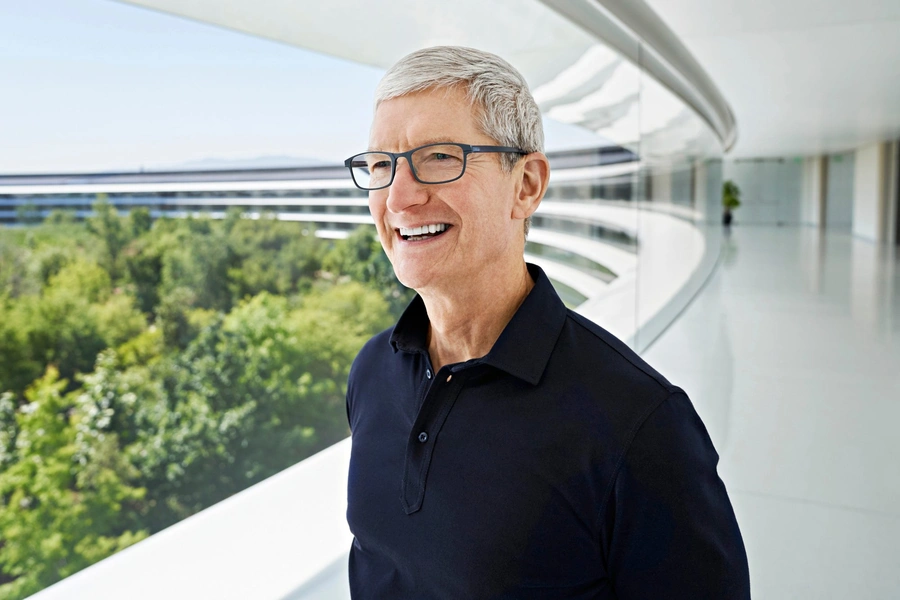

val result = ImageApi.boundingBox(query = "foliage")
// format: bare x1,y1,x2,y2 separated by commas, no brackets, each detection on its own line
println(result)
0,369,147,599
14,202,41,225
226,214,323,300
131,286,388,525
45,209,77,226
0,303,41,397
3,259,146,393
0,212,405,598
322,226,414,317
86,195,130,280
722,180,741,210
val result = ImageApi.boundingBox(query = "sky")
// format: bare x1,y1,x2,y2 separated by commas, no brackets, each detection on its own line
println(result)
0,0,605,174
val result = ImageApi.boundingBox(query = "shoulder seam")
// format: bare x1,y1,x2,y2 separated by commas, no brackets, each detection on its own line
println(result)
566,311,673,394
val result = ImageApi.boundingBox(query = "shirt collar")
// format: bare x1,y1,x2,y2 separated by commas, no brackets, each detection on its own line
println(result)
389,263,567,386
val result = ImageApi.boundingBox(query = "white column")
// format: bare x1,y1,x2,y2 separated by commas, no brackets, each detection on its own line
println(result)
801,156,827,227
852,141,897,243
886,141,899,247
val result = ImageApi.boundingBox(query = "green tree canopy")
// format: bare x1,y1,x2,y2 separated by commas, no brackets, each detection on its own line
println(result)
0,368,147,600
0,214,404,598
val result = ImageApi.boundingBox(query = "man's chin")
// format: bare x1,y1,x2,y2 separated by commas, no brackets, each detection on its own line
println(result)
392,264,450,295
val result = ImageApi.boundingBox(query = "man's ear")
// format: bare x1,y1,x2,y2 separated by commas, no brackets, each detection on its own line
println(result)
511,152,550,221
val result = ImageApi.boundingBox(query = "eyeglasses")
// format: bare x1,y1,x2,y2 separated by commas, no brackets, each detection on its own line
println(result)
344,142,528,191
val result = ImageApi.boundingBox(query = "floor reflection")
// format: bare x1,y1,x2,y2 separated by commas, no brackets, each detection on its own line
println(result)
643,225,900,599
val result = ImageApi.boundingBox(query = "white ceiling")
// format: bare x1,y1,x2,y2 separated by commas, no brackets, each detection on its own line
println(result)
116,0,597,92
118,0,900,159
642,0,900,157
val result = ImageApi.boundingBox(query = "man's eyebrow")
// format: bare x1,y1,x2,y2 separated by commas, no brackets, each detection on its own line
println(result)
367,138,458,152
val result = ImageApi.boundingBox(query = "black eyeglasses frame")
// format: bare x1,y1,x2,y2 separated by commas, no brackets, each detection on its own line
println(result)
343,142,529,191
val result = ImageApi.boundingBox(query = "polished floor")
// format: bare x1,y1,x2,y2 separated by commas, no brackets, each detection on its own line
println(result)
643,226,900,599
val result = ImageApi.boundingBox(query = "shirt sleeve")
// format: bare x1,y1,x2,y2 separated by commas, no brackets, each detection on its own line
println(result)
345,386,352,431
604,390,750,599
345,354,358,432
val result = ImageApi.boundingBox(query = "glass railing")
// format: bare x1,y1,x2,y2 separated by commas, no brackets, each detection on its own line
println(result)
0,0,735,597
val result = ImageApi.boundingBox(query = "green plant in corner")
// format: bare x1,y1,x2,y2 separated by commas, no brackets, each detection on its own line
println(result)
722,180,741,226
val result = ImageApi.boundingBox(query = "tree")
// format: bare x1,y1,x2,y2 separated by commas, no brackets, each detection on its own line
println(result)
0,368,147,600
159,219,233,312
0,393,17,470
226,215,323,300
122,233,165,316
127,284,391,523
14,202,41,225
86,195,129,281
127,208,152,238
11,260,145,396
322,226,413,317
0,301,41,397
0,238,39,299
44,210,77,226
0,214,407,597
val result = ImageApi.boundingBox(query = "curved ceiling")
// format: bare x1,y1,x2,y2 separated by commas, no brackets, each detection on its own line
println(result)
644,0,900,157
117,0,899,159
114,0,596,91
114,0,732,157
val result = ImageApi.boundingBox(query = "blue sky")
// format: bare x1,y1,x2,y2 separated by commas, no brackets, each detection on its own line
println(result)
0,0,602,174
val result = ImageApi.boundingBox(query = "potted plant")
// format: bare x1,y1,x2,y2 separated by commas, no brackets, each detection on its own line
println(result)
722,180,741,226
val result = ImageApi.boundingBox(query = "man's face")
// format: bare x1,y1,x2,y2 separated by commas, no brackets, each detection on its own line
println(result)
368,86,525,294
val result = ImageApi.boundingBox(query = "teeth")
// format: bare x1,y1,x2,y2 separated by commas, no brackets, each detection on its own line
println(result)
399,223,448,238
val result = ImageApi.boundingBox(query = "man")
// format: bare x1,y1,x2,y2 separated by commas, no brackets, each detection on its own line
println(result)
344,46,749,599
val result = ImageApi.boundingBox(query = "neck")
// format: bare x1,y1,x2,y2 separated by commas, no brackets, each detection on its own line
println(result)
421,261,534,372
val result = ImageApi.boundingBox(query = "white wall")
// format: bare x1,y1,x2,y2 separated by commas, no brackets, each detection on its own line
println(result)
723,158,803,225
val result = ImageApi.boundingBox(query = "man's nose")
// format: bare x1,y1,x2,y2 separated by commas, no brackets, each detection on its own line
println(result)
385,157,427,214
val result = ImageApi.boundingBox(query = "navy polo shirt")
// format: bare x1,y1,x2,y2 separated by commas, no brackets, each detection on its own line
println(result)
346,264,749,599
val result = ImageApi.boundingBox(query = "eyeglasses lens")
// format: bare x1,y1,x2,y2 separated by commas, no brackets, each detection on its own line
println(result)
351,153,392,190
411,144,465,184
349,145,467,190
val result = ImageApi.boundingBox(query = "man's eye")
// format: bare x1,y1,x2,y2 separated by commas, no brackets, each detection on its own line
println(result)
371,161,391,171
429,153,460,162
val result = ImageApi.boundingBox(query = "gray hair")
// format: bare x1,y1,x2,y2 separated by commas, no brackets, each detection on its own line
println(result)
375,48,543,235
376,46,543,168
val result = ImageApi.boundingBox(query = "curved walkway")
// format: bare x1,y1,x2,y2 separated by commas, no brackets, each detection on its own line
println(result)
642,226,900,599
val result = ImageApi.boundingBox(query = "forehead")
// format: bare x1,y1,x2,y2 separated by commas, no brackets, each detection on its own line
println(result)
369,86,486,150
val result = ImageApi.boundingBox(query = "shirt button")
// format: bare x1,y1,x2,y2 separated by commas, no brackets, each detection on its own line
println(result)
446,374,453,383
418,431,428,443
426,369,432,380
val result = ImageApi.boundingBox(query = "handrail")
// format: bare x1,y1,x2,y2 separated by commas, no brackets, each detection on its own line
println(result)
538,0,737,152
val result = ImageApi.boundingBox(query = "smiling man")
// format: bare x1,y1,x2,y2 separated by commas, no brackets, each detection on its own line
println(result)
344,46,749,599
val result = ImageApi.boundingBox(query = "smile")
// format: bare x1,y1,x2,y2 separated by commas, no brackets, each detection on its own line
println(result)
398,223,450,242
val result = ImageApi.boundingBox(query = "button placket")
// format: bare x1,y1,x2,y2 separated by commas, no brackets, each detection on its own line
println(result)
400,369,466,515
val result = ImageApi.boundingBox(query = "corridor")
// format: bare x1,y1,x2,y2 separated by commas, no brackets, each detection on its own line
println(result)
644,226,900,598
